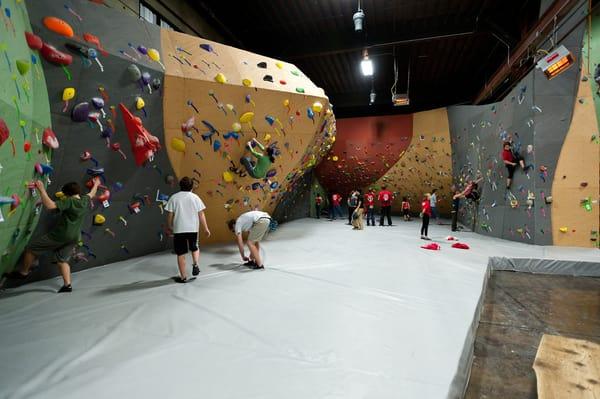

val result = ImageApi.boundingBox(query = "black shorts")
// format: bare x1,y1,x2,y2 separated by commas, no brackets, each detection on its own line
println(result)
506,164,516,179
173,233,198,256
402,209,410,216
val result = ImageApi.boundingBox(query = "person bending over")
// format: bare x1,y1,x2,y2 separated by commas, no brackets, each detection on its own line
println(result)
165,176,210,283
351,193,364,230
5,179,100,292
227,210,272,269
347,190,359,225
240,138,276,179
502,141,527,189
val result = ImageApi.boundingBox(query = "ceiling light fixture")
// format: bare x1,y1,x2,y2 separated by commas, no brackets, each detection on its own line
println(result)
536,45,574,80
353,0,365,32
391,52,410,106
361,49,373,77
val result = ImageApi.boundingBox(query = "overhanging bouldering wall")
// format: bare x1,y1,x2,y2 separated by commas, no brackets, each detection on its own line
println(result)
448,1,596,247
22,0,175,280
369,108,453,215
161,29,335,243
315,110,453,215
0,0,52,277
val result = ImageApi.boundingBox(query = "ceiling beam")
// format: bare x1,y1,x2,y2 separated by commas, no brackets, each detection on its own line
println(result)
474,0,585,104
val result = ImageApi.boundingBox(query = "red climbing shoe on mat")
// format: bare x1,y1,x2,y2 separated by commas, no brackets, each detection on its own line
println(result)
451,242,470,250
421,243,441,251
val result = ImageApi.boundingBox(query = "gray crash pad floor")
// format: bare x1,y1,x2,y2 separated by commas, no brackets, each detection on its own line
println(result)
0,218,597,399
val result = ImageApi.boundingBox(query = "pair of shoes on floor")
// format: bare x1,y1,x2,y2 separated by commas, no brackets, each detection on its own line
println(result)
4,270,29,280
58,284,72,293
420,235,431,240
243,259,257,267
192,264,200,276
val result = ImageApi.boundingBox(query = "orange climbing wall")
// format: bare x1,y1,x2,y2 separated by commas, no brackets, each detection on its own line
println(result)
369,108,453,215
161,30,335,243
315,114,413,196
551,75,600,247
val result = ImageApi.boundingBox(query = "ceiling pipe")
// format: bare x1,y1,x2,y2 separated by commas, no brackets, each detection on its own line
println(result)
474,0,583,104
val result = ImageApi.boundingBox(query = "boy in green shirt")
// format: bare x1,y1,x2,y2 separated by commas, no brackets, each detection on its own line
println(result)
6,179,99,292
240,138,275,179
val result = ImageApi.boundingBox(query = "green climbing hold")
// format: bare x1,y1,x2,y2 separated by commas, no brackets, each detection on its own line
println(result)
291,70,299,76
295,87,305,93
16,60,30,76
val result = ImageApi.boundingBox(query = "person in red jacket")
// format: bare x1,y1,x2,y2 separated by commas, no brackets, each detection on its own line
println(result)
364,189,376,226
330,192,343,220
502,141,526,189
420,193,432,240
378,185,393,226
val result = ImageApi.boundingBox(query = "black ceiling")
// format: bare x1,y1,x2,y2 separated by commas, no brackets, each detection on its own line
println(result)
198,0,541,118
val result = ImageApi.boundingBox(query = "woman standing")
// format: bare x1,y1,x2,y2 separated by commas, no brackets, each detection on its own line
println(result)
420,193,432,240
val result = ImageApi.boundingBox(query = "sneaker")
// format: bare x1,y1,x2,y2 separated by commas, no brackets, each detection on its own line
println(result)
424,236,432,240
174,276,188,283
58,284,72,293
243,260,257,267
5,271,29,280
192,264,200,276
421,235,427,240
250,263,264,270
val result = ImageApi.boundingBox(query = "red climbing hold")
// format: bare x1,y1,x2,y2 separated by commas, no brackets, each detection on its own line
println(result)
0,118,9,146
24,32,43,50
119,103,161,166
40,43,73,66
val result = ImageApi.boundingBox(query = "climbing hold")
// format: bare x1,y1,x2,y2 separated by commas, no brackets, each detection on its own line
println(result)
559,227,568,233
61,87,75,112
223,171,234,183
275,61,283,69
332,156,338,162
127,64,142,82
239,112,254,123
263,74,273,82
242,78,252,87
93,214,106,226
264,133,271,142
215,72,227,83
24,32,43,50
279,79,286,85
257,61,267,68
171,137,186,153
147,48,165,69
0,119,10,146
296,87,305,93
16,60,30,76
307,107,315,120
312,101,323,113
42,16,74,37
42,128,59,149
71,102,90,122
265,115,275,126
40,43,73,66
291,70,300,76
199,43,217,54
213,140,222,151
34,162,53,175
135,97,145,110
232,122,242,132
23,140,31,152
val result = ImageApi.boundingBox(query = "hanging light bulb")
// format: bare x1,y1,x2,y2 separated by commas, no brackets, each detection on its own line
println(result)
361,48,373,77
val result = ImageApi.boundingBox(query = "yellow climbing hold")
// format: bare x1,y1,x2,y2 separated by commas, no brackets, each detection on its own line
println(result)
283,99,290,107
239,112,254,123
332,156,339,162
171,137,186,153
55,191,65,199
312,101,323,113
242,78,252,87
215,72,227,84
135,97,145,110
94,214,106,225
223,171,234,183
264,133,271,142
559,227,568,233
232,122,242,132
275,61,284,69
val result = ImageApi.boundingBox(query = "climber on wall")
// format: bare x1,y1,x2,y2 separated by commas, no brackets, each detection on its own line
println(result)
4,178,100,293
240,138,276,179
502,141,528,189
455,175,484,202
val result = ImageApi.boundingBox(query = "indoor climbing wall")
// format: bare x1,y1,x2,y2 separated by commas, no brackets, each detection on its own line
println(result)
369,108,453,215
315,111,453,215
161,29,335,242
0,0,52,277
1,0,335,280
447,9,597,247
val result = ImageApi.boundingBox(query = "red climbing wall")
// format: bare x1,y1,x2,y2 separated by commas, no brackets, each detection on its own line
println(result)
315,115,413,196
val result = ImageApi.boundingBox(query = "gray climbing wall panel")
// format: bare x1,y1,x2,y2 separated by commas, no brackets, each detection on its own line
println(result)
448,3,586,245
23,0,176,281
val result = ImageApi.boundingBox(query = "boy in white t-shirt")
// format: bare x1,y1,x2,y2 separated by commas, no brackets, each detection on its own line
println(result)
227,210,271,269
165,177,211,283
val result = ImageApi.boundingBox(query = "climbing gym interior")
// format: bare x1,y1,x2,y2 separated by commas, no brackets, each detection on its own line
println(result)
0,1,598,398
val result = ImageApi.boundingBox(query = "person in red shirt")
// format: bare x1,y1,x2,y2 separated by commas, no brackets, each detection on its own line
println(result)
401,196,411,221
364,189,376,226
420,193,432,240
330,193,343,220
315,193,323,219
502,141,526,189
378,185,393,226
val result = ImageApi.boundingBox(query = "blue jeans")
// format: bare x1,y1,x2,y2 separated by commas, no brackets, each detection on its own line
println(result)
331,205,342,219
431,207,438,220
366,207,375,225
